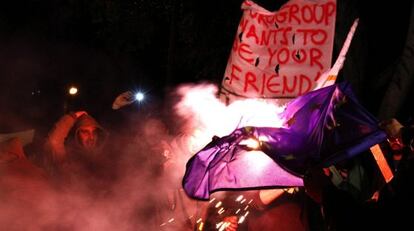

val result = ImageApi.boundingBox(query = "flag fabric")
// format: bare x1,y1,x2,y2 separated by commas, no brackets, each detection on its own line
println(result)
262,82,387,175
182,128,304,200
183,82,386,199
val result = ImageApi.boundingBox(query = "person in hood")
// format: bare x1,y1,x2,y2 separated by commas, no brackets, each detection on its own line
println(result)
71,113,106,155
43,111,110,185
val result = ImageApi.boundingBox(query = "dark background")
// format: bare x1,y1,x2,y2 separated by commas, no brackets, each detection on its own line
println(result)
0,0,413,133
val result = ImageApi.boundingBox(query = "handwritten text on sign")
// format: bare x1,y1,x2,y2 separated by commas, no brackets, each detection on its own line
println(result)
222,0,336,98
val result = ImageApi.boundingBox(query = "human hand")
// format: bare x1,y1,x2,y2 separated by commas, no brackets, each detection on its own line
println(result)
112,91,135,110
222,216,238,231
74,111,87,119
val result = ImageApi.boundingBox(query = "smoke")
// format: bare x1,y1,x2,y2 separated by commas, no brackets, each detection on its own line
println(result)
0,82,287,231
173,82,286,152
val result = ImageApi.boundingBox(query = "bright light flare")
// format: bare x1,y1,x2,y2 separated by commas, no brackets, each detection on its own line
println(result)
239,138,261,150
68,86,78,95
135,92,144,101
164,83,292,218
174,83,287,160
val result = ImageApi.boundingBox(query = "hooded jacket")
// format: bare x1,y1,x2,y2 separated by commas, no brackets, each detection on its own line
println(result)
44,113,107,169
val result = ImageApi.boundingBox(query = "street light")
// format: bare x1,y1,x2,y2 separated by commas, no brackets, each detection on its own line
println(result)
64,85,79,114
68,86,78,95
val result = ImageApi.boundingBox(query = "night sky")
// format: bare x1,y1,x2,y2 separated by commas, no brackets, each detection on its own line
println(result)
0,0,413,132
0,0,243,131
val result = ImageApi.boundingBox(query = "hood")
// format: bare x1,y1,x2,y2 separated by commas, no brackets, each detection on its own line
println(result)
73,114,108,149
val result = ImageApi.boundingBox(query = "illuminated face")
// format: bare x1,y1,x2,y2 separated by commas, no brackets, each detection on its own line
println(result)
77,125,98,151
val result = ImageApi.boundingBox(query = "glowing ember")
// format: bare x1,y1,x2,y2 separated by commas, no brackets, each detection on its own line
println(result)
215,201,222,208
218,207,225,214
238,216,246,224
198,222,204,230
239,138,261,150
235,195,244,202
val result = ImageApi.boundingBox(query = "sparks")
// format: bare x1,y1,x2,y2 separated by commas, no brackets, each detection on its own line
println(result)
215,201,222,208
235,195,244,202
218,207,225,214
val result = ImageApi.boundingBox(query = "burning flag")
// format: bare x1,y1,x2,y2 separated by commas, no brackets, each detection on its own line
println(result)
183,82,386,199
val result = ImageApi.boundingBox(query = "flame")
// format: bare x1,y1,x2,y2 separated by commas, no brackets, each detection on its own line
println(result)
239,138,261,150
174,83,286,156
